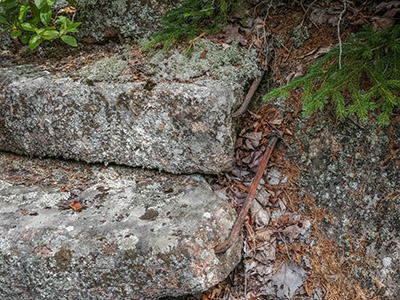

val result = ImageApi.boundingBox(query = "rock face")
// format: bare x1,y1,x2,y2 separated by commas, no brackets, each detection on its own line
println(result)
0,64,239,174
289,115,400,299
0,32,13,52
0,0,183,51
72,0,184,43
0,1,260,298
0,152,242,299
0,27,260,298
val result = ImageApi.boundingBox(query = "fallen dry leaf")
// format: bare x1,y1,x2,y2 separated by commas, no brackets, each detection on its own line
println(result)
69,201,88,212
251,200,271,228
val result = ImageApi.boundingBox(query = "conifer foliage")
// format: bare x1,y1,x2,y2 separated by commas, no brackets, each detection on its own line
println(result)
265,25,400,126
144,0,243,51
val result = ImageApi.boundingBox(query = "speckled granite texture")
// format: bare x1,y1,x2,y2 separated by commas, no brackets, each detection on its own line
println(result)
0,152,242,299
0,63,240,174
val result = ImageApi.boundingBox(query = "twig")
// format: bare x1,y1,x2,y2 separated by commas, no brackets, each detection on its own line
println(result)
337,0,347,69
186,32,206,54
232,70,266,118
300,0,319,29
278,231,292,260
283,44,294,63
215,135,279,254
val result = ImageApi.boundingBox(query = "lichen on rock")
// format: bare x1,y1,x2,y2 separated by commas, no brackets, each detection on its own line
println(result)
0,152,242,299
291,25,310,48
290,114,400,299
144,39,261,84
79,54,131,83
73,0,185,42
0,63,239,174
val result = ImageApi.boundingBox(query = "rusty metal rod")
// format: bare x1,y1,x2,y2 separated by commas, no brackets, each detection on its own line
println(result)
215,136,279,254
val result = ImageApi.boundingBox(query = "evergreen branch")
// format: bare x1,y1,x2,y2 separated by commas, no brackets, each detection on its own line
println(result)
332,90,346,119
264,25,400,126
144,0,244,51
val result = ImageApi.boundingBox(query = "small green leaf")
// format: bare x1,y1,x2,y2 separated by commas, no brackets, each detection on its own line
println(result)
2,25,13,33
35,0,45,9
60,22,81,35
21,31,30,44
30,15,41,26
68,22,82,30
378,112,390,126
0,15,7,26
11,29,22,38
56,16,69,25
29,33,42,50
36,27,46,35
20,22,36,31
4,0,18,10
61,35,77,47
40,5,52,26
39,29,59,40
31,4,40,17
19,4,29,22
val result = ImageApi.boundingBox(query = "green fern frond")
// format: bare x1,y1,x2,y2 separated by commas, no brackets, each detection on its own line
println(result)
265,25,400,126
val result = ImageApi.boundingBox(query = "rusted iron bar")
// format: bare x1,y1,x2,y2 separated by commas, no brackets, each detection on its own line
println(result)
215,135,279,254
232,70,265,118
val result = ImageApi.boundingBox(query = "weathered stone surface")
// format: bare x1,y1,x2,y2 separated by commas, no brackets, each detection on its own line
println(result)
0,152,242,299
0,32,13,52
71,0,183,43
0,0,182,51
286,112,400,299
0,63,239,174
144,39,261,85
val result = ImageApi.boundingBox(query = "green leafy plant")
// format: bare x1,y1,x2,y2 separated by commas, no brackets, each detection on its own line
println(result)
0,0,81,51
265,25,400,126
144,0,243,51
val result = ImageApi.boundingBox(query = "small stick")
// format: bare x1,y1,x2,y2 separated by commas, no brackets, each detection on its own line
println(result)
215,136,279,254
232,70,265,118
186,32,206,54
